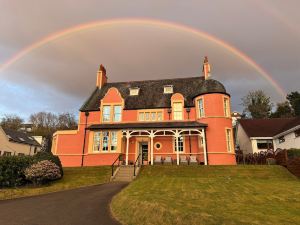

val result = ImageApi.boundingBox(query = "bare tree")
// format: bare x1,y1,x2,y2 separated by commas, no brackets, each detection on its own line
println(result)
0,114,24,130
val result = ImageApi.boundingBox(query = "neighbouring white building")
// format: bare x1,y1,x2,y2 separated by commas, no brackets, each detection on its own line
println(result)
231,111,242,127
236,117,300,154
0,126,41,156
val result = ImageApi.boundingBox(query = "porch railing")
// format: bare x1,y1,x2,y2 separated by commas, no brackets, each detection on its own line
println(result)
111,154,123,177
134,153,141,176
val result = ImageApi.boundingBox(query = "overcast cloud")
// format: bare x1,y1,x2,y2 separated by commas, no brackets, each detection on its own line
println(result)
0,0,299,120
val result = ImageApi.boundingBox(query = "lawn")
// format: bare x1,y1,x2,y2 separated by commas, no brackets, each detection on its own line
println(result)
0,166,111,200
111,165,300,225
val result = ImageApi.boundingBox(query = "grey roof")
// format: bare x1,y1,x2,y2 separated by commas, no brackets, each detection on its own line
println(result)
80,77,228,111
88,121,207,130
2,127,41,147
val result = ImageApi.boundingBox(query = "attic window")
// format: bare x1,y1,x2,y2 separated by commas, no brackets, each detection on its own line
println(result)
19,137,25,142
164,85,173,94
129,87,140,96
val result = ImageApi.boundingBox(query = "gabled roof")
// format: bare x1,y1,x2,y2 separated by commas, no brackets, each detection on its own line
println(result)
1,127,41,147
80,77,228,111
238,117,300,138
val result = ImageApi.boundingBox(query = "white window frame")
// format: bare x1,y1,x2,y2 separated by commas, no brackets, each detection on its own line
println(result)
226,128,233,152
129,87,140,96
224,97,230,117
164,85,173,94
198,98,204,118
93,132,101,152
113,105,122,122
174,136,184,152
110,131,118,151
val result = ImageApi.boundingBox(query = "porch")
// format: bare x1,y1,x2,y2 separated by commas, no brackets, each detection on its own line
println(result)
89,121,208,166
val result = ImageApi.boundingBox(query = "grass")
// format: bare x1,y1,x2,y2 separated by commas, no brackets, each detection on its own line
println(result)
111,165,300,225
0,166,111,200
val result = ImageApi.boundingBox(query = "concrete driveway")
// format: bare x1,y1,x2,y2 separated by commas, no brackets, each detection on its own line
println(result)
0,182,128,225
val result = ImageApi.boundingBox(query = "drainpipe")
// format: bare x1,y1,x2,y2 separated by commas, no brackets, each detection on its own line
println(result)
167,108,172,120
81,111,90,167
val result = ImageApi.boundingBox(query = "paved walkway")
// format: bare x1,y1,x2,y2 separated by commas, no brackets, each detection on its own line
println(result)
0,182,128,225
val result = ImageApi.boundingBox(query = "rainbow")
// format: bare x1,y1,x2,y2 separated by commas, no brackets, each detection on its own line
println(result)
0,18,286,98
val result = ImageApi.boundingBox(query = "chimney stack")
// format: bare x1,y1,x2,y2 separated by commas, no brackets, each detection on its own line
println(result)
96,64,107,88
202,56,211,80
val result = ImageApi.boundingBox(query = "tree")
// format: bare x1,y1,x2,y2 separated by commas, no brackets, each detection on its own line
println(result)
0,114,24,130
241,90,273,118
29,112,58,136
57,113,77,130
271,101,294,118
287,91,300,116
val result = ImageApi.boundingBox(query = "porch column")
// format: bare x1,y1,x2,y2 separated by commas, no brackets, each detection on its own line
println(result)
201,128,208,165
150,130,155,165
175,130,180,165
125,131,131,166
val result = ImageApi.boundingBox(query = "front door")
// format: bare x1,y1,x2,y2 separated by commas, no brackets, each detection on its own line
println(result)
139,142,148,165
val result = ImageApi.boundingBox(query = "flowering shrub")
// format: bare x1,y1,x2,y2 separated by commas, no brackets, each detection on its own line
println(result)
25,160,62,185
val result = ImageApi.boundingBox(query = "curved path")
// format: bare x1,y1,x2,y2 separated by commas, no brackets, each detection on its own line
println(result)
0,182,128,225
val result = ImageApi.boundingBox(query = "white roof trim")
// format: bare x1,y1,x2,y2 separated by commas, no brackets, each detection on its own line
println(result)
250,137,273,140
273,124,300,139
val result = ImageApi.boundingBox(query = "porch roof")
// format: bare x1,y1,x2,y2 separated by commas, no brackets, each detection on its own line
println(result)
88,121,207,130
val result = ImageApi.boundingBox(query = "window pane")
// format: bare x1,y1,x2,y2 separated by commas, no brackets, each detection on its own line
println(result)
110,132,118,151
173,102,183,120
113,105,122,122
93,132,101,152
174,136,184,152
198,99,204,117
157,112,162,121
103,106,111,122
102,132,109,151
145,112,150,121
224,98,229,117
226,129,232,152
151,112,156,121
139,112,144,121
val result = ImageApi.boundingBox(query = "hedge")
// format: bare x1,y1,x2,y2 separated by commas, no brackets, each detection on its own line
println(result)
0,152,63,188
287,148,300,159
0,156,33,187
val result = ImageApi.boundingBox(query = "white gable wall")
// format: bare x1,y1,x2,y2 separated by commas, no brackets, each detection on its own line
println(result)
236,124,252,154
274,131,300,149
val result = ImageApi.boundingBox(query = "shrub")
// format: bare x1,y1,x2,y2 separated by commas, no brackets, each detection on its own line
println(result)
287,148,300,159
0,156,33,187
33,152,63,176
25,160,62,185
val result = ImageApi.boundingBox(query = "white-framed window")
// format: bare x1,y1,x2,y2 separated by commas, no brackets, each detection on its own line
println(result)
174,136,184,152
226,129,232,152
173,102,183,120
129,87,140,96
113,105,122,122
257,139,273,149
198,98,204,117
102,131,109,151
138,111,163,121
110,131,118,151
164,85,173,94
102,106,111,122
93,132,101,152
224,98,230,117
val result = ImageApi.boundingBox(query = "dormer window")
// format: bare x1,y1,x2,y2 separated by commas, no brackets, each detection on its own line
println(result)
164,85,173,94
129,87,140,96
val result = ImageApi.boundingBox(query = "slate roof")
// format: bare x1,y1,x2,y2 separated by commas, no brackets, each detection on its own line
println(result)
1,127,41,146
88,121,207,130
80,77,228,111
238,117,300,137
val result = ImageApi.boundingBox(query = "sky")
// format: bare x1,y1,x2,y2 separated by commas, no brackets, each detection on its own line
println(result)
0,0,299,121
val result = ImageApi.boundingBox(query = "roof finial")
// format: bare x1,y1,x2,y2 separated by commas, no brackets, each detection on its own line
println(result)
202,56,211,80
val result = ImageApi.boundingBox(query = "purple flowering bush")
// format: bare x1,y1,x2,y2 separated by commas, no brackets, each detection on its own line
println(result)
24,160,62,185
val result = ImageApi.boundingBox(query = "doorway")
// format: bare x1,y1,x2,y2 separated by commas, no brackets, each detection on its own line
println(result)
139,142,148,165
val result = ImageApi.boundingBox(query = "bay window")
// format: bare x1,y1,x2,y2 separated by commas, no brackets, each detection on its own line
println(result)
93,132,101,152
102,131,109,151
110,131,118,151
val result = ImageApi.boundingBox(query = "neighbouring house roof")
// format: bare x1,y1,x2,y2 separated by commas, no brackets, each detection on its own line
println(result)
238,117,300,138
88,121,207,130
80,77,228,111
1,127,41,147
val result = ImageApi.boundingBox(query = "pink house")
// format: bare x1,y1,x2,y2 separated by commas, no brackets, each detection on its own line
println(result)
51,57,236,166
